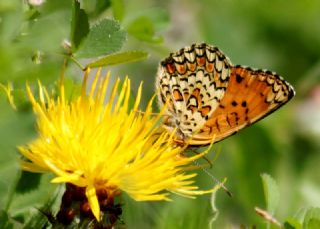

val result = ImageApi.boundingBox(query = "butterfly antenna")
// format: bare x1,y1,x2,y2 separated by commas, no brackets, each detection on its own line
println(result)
192,160,233,197
135,109,171,117
188,148,213,168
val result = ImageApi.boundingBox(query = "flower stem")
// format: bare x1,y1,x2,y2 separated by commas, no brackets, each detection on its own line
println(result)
69,55,85,70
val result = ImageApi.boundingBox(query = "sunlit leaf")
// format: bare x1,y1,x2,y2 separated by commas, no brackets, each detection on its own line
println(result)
111,0,124,22
284,218,302,229
303,208,320,229
75,18,126,58
86,51,148,68
261,173,280,215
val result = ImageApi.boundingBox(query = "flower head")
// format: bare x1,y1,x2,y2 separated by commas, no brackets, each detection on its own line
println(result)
19,69,219,222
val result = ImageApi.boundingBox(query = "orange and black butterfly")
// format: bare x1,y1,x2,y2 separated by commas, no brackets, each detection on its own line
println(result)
156,43,295,146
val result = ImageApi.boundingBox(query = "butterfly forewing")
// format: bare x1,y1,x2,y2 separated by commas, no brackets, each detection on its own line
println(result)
156,43,295,146
191,65,295,144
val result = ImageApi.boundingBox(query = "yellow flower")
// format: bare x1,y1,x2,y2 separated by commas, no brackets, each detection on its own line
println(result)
19,69,219,221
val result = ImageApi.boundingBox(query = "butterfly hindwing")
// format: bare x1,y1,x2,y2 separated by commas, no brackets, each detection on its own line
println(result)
191,65,295,145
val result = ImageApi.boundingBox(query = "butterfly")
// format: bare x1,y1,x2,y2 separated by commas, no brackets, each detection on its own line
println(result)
156,43,295,146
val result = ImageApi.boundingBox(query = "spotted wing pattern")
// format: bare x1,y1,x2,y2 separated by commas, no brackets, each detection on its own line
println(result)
156,43,295,145
156,43,232,139
190,65,295,145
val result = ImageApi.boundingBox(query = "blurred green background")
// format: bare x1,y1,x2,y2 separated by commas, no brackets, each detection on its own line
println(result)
1,0,320,228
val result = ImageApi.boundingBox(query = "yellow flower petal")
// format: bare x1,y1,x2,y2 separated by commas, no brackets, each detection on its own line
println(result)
86,184,100,220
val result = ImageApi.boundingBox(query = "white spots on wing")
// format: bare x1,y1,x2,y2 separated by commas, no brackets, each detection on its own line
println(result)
215,56,223,72
173,55,184,63
275,90,284,102
180,80,188,91
267,76,275,85
258,75,266,81
212,88,225,100
266,91,276,103
185,51,195,62
196,70,204,87
221,66,230,81
206,48,216,62
188,97,197,106
195,46,205,56
188,72,196,87
178,110,206,137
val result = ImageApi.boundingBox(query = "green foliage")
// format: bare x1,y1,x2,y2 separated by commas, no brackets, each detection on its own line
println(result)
0,0,320,228
125,8,169,44
70,0,89,52
258,175,320,229
261,173,280,215
303,208,320,229
284,218,302,229
0,210,15,229
86,51,149,68
74,19,127,58
283,208,320,229
127,16,163,44
111,0,125,22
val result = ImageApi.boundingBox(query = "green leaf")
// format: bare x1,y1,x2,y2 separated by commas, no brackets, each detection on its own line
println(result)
303,208,320,229
127,16,163,44
86,50,149,68
23,188,62,229
0,210,13,229
15,172,41,194
307,219,320,229
71,0,89,52
284,218,302,229
0,95,35,211
111,0,125,22
75,18,126,58
8,174,58,222
293,208,309,223
261,173,280,215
